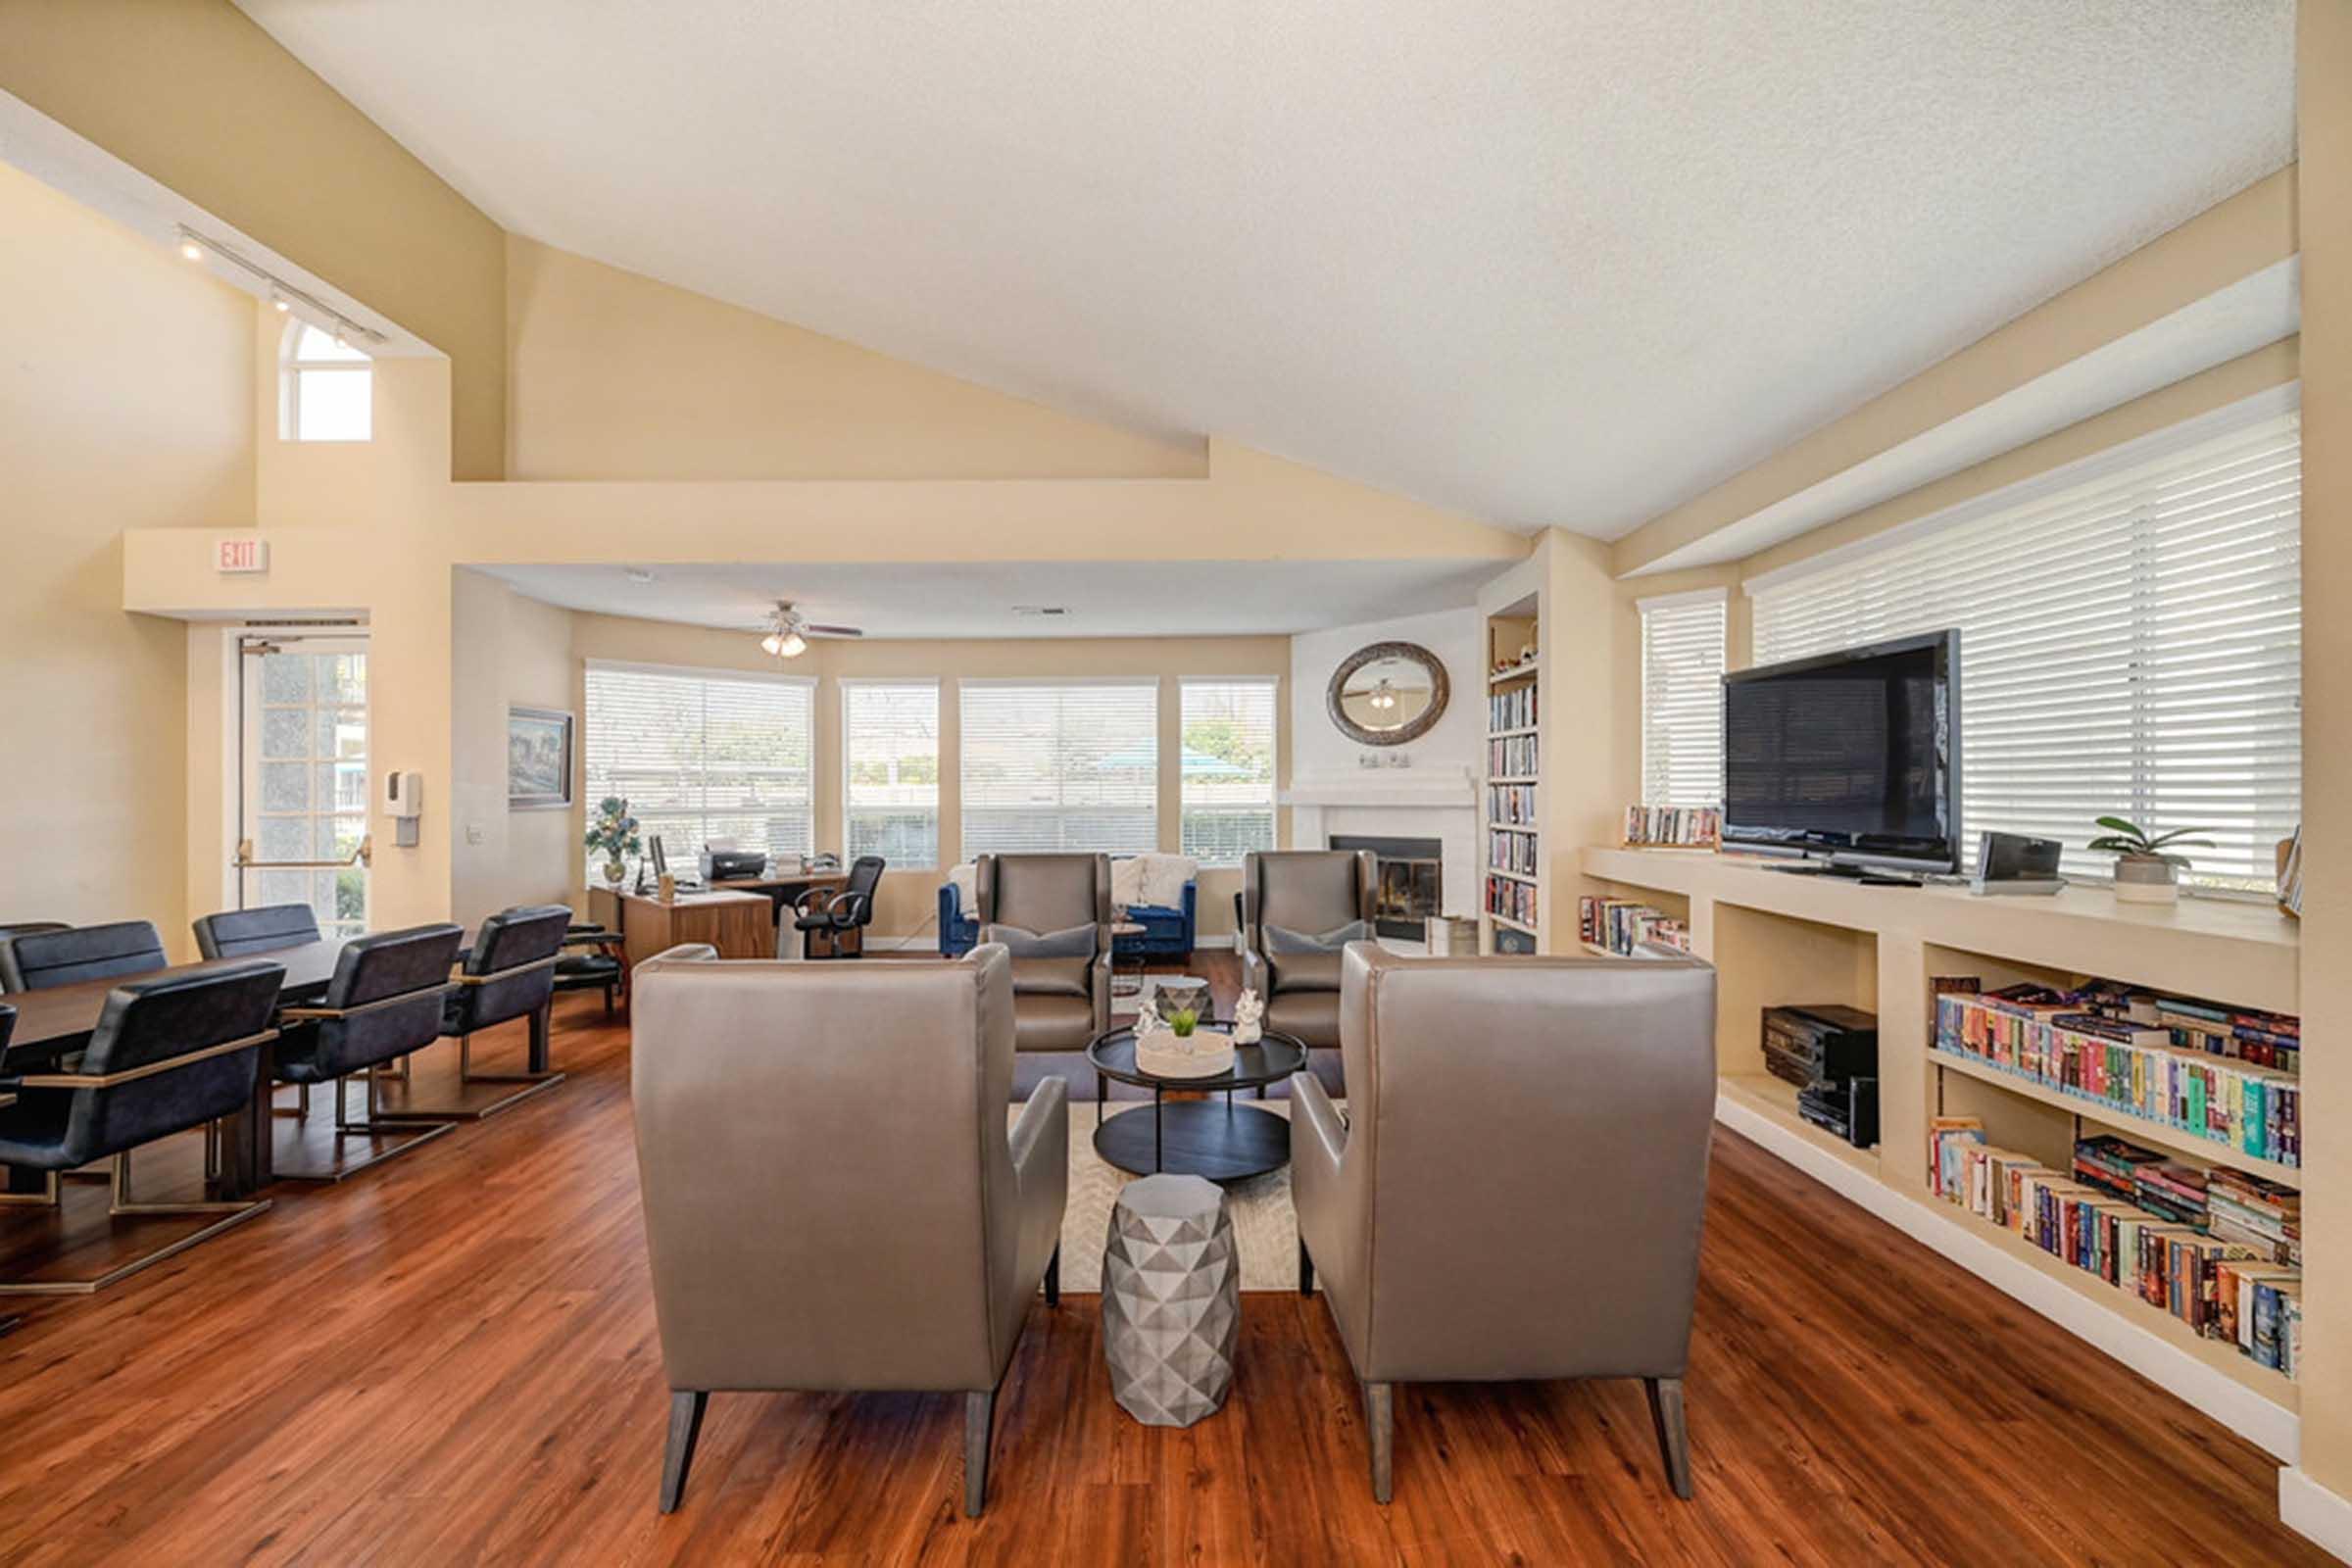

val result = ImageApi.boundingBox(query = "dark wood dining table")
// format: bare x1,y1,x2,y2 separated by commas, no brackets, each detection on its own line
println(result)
2,940,349,1200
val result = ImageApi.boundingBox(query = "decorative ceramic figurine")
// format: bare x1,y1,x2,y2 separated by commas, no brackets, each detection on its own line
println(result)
1232,988,1264,1045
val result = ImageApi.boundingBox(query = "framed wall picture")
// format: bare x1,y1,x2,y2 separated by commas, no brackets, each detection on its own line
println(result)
509,706,574,809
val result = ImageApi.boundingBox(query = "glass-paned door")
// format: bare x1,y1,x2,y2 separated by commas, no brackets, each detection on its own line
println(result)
240,636,369,939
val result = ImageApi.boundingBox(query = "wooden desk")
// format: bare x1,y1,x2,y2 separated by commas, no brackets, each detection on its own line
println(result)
2,940,347,1200
599,890,775,967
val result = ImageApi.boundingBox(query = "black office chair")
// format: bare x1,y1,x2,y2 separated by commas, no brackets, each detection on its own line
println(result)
0,961,283,1296
790,856,884,958
553,924,626,1013
380,905,571,1121
0,920,169,994
193,904,322,959
270,923,464,1181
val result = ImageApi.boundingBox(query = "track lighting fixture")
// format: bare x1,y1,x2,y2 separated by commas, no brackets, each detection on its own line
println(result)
172,225,385,349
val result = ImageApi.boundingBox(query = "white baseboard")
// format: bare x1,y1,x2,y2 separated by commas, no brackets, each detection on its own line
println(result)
1715,1091,2301,1463
2281,1469,2352,1563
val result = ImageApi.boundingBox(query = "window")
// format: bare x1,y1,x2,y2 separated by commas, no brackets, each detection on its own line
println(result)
1749,405,2300,890
959,680,1157,857
583,662,813,878
842,680,940,866
1180,678,1277,864
1639,589,1727,808
280,321,371,441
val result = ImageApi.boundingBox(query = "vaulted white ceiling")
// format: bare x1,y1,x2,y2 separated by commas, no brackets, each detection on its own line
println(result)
238,1,2294,536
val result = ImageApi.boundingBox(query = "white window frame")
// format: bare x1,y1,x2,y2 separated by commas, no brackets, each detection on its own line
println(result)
1744,390,2301,893
1178,676,1279,867
839,678,942,870
278,318,373,442
1637,587,1727,809
956,676,1160,858
582,659,816,881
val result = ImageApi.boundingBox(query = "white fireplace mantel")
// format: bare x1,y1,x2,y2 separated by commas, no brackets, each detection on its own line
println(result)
1279,764,1477,810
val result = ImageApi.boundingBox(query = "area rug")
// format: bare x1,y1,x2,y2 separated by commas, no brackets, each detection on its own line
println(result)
1011,1098,1329,1293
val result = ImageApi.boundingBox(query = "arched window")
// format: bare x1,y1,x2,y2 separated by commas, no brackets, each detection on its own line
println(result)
280,321,372,441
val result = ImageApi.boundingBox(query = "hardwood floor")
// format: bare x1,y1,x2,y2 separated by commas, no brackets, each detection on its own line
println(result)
0,964,2324,1566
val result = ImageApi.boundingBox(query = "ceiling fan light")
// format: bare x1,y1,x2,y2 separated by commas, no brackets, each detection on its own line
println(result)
778,630,808,658
760,631,785,657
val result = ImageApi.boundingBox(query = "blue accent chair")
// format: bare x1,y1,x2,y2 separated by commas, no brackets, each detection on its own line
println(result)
940,872,1198,959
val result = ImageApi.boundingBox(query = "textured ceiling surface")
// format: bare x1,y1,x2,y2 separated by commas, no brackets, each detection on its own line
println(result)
239,1,2293,536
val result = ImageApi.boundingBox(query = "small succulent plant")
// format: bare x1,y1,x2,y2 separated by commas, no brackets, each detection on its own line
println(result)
2086,815,2212,863
1166,1006,1200,1038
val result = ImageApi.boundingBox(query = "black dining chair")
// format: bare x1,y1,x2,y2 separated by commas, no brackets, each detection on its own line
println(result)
193,904,322,959
790,856,884,958
270,923,465,1180
553,924,626,1013
0,961,283,1295
379,905,571,1121
0,920,169,994
0,923,70,945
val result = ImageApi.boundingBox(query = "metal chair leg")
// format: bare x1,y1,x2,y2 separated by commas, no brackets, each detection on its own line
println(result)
660,1390,708,1513
1644,1377,1693,1498
964,1386,998,1517
0,1149,273,1298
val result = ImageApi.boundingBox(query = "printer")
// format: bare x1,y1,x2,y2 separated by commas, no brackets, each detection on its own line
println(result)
703,848,770,882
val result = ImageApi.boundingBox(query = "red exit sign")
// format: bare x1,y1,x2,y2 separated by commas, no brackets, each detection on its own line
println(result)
216,537,270,574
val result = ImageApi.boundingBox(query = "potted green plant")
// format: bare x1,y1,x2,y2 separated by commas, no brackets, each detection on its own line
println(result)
585,796,643,887
2086,815,2211,906
1165,1004,1200,1038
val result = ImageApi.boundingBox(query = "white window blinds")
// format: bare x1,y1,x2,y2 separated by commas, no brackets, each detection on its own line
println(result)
1180,678,1278,864
1640,590,1727,808
1748,408,2301,889
959,680,1158,857
583,662,814,877
842,681,940,866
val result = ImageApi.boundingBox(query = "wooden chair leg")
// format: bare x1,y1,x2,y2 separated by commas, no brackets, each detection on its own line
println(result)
1044,1245,1060,1306
1644,1377,1692,1499
1364,1381,1394,1503
1298,1238,1314,1297
964,1387,997,1517
660,1390,707,1513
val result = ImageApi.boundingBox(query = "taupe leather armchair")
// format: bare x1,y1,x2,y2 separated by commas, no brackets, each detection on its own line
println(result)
630,944,1068,1516
974,853,1111,1053
1240,850,1377,1056
1294,945,1717,1503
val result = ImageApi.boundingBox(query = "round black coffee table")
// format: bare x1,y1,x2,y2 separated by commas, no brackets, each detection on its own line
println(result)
1086,1025,1309,1184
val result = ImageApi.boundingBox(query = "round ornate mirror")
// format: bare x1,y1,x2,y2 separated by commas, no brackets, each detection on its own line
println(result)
1325,641,1449,746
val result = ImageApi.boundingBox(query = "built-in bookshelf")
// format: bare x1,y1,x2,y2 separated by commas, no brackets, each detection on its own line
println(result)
1579,844,2306,1458
1481,602,1540,952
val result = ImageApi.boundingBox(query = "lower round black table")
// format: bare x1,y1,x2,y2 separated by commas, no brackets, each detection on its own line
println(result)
1085,1025,1309,1184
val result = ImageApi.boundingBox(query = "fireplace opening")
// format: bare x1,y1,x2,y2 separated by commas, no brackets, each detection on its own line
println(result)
1328,834,1444,941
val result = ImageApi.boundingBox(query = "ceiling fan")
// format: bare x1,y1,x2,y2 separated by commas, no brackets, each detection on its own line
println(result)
758,600,863,659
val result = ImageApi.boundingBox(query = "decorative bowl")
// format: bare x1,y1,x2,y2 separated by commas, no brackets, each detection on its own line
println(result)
1136,1028,1237,1080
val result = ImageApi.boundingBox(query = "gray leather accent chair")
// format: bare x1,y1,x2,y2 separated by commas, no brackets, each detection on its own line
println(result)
974,854,1111,1053
632,944,1067,1516
0,920,169,994
193,903,322,959
1293,945,1718,1503
1240,850,1377,1056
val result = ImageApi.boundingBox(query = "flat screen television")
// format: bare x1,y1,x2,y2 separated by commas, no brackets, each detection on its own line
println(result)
1721,629,1962,875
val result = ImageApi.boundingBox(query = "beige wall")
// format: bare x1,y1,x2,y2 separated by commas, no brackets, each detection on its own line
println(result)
449,570,579,930
560,612,1289,944
0,159,253,955
2292,0,2352,1512
0,0,509,480
505,237,1205,482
